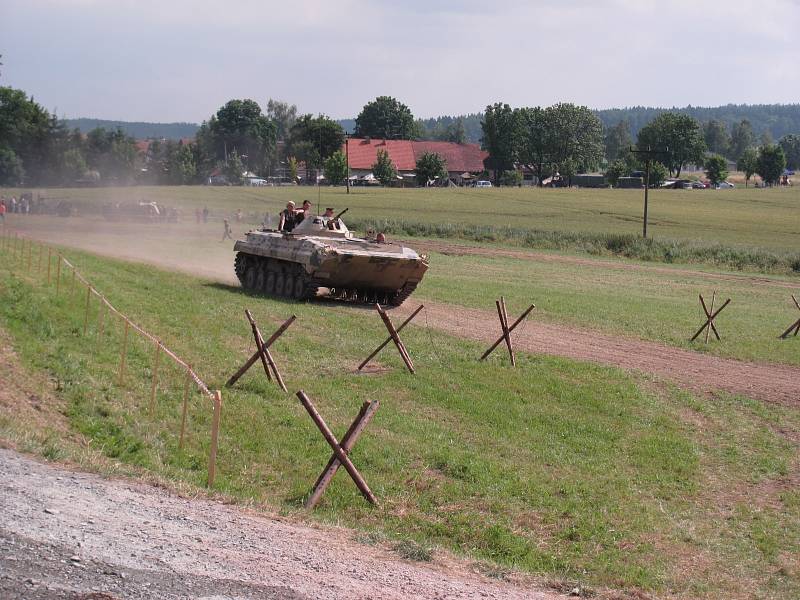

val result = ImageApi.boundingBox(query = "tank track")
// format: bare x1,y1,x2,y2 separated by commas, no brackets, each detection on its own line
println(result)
235,252,417,306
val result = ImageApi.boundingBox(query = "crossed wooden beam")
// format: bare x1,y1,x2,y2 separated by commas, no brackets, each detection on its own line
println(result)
690,292,731,343
358,304,422,374
297,390,379,508
480,297,535,365
226,312,296,391
779,294,800,339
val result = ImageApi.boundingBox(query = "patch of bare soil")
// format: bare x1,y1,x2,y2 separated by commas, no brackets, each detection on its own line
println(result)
393,301,800,408
0,449,562,600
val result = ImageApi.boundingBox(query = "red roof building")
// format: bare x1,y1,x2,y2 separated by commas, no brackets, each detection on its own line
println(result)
344,138,488,183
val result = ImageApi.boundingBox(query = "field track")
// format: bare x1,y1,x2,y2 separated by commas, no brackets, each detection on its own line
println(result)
6,216,800,407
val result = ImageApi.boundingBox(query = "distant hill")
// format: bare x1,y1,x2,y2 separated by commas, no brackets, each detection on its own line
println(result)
67,103,800,144
63,118,199,140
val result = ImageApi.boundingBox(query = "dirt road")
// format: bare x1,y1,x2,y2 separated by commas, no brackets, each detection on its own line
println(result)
0,449,558,600
7,215,800,406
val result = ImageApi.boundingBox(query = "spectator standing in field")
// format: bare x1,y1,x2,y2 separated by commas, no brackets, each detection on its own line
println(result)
235,208,243,222
9,196,17,213
221,219,233,241
202,206,209,223
0,200,6,223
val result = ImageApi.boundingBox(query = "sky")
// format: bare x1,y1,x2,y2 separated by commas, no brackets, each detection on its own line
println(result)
1,0,799,123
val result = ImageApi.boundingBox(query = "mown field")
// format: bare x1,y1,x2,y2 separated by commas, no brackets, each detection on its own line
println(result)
3,184,799,263
0,243,798,599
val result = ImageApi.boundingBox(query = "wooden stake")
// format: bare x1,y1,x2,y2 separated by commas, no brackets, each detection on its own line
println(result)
297,390,377,505
306,399,380,509
46,248,51,285
83,287,92,335
225,314,296,387
207,390,222,487
37,244,42,271
149,341,162,413
118,319,129,384
704,292,716,344
179,367,191,449
779,294,800,339
480,303,536,361
497,296,515,366
358,304,423,371
690,296,731,342
71,268,76,294
376,304,415,373
26,239,32,272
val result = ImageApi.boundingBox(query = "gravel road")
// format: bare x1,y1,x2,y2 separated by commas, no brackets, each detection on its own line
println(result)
0,449,560,600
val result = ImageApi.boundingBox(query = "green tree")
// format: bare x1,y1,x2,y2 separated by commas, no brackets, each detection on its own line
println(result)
636,112,706,177
223,150,244,185
415,152,447,186
481,103,522,186
703,120,730,157
323,150,348,185
756,144,786,186
0,146,24,185
354,96,416,139
371,148,397,185
517,106,552,186
778,134,800,170
287,114,345,179
166,142,196,184
730,119,755,161
647,161,669,187
266,99,297,141
737,147,758,187
605,159,628,187
206,99,276,175
59,147,87,183
287,156,298,182
547,103,604,174
500,169,522,186
604,120,632,162
704,154,728,186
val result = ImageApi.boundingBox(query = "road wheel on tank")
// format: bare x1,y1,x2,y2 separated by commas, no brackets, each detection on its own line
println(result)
292,275,306,300
264,271,276,294
388,282,418,306
274,273,286,297
244,264,258,290
234,253,246,285
283,273,295,297
255,265,266,291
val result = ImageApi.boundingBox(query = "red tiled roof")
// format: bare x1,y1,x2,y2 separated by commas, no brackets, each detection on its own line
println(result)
345,138,416,171
411,141,488,173
343,138,487,173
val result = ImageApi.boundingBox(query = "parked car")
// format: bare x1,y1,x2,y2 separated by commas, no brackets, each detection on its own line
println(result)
475,180,493,188
715,181,735,189
691,181,707,189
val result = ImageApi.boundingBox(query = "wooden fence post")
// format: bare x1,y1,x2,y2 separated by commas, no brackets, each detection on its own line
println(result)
178,367,191,450
55,254,62,296
37,244,43,271
83,287,92,335
207,391,222,487
71,268,76,294
118,319,130,384
149,341,162,413
96,297,105,342
46,248,52,285
26,239,32,272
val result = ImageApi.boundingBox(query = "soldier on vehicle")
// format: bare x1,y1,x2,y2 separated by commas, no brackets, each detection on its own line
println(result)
279,201,298,232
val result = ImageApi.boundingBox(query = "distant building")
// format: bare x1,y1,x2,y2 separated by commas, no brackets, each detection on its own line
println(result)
344,138,489,185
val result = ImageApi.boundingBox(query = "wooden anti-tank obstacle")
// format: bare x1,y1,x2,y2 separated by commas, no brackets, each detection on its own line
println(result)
690,292,731,343
779,294,800,339
358,304,423,373
226,311,296,391
297,390,379,507
480,297,535,365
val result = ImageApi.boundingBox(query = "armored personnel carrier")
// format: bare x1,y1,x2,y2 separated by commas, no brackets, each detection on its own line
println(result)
233,211,428,305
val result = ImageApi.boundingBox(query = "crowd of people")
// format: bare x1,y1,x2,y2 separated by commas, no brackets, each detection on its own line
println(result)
0,194,32,217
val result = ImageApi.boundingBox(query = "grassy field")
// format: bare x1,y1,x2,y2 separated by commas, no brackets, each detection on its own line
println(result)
1,243,798,598
3,184,800,262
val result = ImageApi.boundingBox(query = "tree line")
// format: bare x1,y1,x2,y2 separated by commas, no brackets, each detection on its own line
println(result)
1,81,797,187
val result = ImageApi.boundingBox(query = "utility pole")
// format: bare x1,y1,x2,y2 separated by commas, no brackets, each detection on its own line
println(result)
628,146,668,239
345,135,350,194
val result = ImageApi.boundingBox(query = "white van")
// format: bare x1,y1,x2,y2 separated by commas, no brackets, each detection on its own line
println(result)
475,180,493,188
